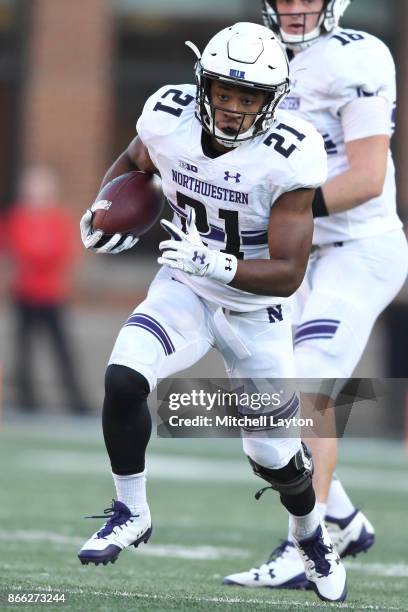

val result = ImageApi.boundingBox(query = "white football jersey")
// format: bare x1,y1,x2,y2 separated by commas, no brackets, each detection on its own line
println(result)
281,27,402,245
137,84,327,311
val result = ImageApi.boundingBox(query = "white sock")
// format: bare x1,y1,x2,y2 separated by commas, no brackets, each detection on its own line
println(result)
287,502,325,541
316,501,327,519
326,473,355,519
289,504,321,541
287,520,294,543
112,470,148,515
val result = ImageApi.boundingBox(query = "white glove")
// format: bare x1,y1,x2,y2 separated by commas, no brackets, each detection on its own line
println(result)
158,209,238,284
79,200,139,254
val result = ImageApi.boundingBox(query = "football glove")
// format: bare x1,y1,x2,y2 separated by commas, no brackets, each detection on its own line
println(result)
79,200,139,254
158,209,238,284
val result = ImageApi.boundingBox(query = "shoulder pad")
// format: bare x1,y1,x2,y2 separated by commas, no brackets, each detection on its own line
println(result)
264,111,327,190
325,30,395,87
137,84,196,140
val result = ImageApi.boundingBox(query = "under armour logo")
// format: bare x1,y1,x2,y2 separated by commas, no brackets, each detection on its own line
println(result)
192,251,206,265
225,257,232,271
267,305,283,323
224,171,241,183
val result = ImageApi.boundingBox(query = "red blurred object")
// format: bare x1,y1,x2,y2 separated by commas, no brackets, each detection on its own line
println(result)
3,203,78,304
92,171,164,236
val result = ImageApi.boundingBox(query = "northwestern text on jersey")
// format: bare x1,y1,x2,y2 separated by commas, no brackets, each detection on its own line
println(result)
172,170,249,205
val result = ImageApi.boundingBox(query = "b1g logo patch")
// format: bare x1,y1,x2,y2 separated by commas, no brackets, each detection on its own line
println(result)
179,160,198,173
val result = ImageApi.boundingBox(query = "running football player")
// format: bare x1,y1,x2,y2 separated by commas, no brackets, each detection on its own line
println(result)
79,22,347,601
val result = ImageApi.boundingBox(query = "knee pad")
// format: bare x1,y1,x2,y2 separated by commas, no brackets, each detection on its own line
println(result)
105,364,150,402
242,437,300,470
248,441,313,498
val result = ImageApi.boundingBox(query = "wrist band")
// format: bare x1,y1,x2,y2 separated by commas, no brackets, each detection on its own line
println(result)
312,187,329,218
212,252,238,285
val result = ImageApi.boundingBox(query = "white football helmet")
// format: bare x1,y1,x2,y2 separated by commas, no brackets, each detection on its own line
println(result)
262,0,352,51
186,22,290,148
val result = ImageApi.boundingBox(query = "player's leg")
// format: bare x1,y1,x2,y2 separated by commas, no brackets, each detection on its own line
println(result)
220,308,346,601
223,231,407,594
294,231,407,554
224,230,407,588
294,350,375,557
305,437,336,502
78,270,214,565
299,393,337,504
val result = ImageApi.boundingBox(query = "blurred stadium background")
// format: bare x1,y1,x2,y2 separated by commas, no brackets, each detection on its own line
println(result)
0,1,407,610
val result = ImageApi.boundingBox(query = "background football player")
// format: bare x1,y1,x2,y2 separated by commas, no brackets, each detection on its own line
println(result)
223,0,408,591
79,22,348,602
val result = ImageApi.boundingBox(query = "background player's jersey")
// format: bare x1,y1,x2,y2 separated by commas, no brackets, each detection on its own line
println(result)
137,84,327,311
281,27,402,245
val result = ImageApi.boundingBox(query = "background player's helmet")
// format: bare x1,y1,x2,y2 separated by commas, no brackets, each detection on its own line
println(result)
262,0,352,50
187,22,289,148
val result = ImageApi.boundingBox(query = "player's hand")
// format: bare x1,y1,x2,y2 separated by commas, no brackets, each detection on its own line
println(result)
80,201,139,254
158,209,237,284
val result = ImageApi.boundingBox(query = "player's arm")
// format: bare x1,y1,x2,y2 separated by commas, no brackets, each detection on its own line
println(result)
159,188,314,298
314,85,392,217
99,135,157,190
318,134,389,216
230,188,314,297
80,136,157,253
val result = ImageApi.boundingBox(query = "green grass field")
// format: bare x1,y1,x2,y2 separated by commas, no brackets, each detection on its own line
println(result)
1,415,408,611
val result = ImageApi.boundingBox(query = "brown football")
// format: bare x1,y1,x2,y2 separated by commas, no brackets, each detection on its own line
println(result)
92,171,164,236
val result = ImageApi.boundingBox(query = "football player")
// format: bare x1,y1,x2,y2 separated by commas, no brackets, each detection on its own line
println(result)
79,22,347,602
223,0,408,590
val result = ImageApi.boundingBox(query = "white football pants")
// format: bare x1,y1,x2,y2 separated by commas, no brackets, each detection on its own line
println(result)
109,266,301,469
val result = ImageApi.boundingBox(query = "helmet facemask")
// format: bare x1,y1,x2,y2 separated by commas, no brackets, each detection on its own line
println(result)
262,0,351,51
195,65,289,149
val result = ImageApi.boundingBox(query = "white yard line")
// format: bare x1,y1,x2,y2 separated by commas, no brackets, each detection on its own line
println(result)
17,449,408,492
